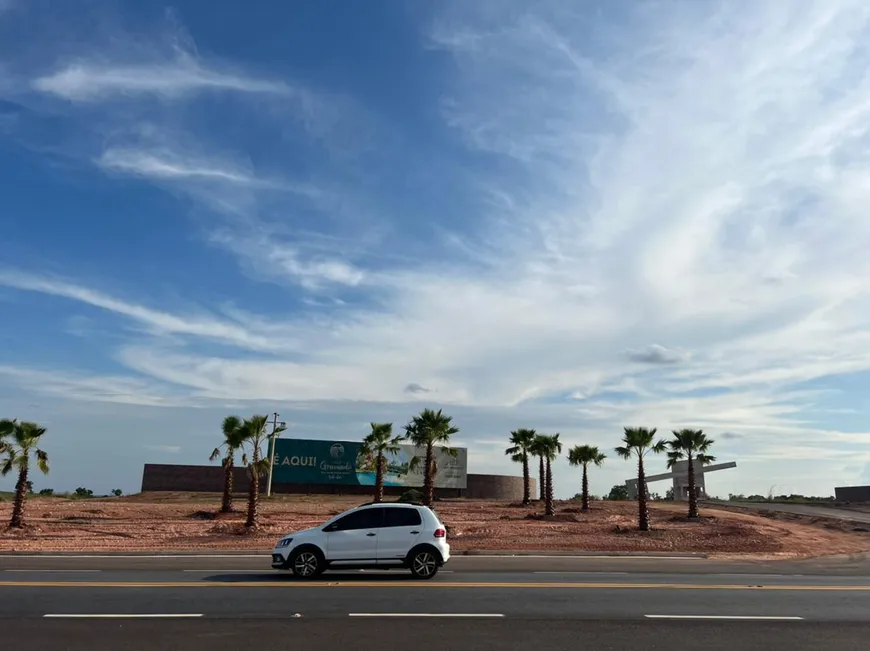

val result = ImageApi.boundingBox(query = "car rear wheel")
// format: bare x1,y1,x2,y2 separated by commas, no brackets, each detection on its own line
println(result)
290,548,324,578
409,549,439,579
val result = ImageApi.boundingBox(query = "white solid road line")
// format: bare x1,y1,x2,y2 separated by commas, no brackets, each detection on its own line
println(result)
645,615,804,621
4,570,101,573
534,571,629,575
465,555,703,560
43,614,204,619
8,554,267,559
349,613,505,618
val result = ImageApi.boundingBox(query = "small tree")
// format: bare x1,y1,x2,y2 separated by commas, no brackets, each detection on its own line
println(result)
607,484,630,500
667,429,715,519
567,445,606,512
403,409,459,507
615,427,666,531
111,489,123,497
74,487,94,497
242,415,284,530
0,419,50,528
360,422,402,502
505,428,537,505
38,488,54,496
210,415,246,514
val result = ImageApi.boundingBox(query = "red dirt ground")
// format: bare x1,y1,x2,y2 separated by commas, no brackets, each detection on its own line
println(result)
2,493,869,558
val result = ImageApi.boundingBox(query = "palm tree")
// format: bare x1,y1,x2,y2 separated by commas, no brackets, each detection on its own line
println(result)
615,427,666,531
505,428,537,505
0,419,49,528
530,435,548,502
241,415,285,530
539,433,563,516
209,415,245,514
361,422,403,502
568,445,606,512
403,408,459,507
667,429,716,519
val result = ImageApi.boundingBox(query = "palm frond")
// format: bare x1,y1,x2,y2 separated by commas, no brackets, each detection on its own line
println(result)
209,447,223,462
36,448,49,474
614,445,632,460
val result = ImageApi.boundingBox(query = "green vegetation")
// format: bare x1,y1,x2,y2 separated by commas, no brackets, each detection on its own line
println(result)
240,415,284,530
210,415,246,514
505,428,537,505
74,487,94,497
568,445,606,512
359,423,403,503
403,409,459,507
529,435,548,502
0,419,50,528
538,433,562,517
667,429,716,519
616,427,667,531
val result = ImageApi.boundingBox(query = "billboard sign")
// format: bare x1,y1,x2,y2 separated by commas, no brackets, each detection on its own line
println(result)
271,439,467,489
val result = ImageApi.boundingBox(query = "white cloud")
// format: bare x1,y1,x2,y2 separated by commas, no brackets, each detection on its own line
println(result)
0,270,286,351
32,54,289,101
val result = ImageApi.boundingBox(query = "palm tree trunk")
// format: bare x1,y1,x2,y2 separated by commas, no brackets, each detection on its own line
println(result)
374,452,385,503
581,464,590,512
423,443,435,507
538,456,545,501
545,457,554,516
521,453,530,505
687,453,698,519
245,447,260,529
10,467,28,528
637,456,650,531
220,454,234,513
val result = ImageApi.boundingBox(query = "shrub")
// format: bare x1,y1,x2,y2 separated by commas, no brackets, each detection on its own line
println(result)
38,488,54,496
111,489,123,497
74,487,94,498
398,488,424,503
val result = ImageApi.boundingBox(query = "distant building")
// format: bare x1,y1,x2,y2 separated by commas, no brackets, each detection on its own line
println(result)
834,485,870,502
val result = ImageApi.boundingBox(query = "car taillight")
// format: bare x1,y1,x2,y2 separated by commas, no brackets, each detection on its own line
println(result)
434,528,446,538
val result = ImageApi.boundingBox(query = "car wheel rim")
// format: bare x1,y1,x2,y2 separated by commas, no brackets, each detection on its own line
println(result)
413,552,436,577
295,552,318,576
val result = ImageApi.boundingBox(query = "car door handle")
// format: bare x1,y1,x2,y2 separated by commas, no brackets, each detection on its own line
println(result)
366,532,376,537
410,531,420,534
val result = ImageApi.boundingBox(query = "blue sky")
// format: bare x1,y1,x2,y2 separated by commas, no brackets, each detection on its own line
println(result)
2,0,870,497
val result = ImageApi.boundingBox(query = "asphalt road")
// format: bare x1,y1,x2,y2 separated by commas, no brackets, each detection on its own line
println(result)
724,501,870,525
2,554,869,649
8,619,869,651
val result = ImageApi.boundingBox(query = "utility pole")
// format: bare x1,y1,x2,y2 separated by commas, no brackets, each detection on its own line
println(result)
266,412,287,498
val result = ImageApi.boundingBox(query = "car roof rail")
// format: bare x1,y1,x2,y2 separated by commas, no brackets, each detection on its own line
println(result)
356,500,426,508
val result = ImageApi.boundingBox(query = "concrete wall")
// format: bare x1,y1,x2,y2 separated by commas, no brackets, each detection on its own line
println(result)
141,464,530,500
835,485,870,502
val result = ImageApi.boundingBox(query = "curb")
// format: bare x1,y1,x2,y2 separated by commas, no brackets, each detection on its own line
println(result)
0,550,708,558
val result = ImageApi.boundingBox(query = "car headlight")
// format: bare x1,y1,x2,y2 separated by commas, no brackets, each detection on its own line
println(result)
277,537,293,548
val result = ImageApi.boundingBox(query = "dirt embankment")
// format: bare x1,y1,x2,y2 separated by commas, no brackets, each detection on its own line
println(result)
1,494,869,558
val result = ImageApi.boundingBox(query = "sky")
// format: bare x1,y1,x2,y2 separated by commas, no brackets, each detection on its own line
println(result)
2,0,870,498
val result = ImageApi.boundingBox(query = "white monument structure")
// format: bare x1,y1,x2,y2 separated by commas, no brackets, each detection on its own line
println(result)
625,460,737,500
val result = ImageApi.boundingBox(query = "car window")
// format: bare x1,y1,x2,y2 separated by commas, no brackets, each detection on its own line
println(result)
383,507,422,528
329,507,384,531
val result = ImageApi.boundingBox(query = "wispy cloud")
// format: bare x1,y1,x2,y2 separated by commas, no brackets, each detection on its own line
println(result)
32,54,289,102
0,270,281,351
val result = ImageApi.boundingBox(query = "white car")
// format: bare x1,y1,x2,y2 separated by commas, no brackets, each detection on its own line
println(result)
271,502,450,579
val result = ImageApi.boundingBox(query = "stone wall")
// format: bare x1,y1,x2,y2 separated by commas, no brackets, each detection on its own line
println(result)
835,485,870,502
141,464,530,500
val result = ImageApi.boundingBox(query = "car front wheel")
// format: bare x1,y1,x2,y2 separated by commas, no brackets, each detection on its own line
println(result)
409,549,440,579
290,548,324,578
